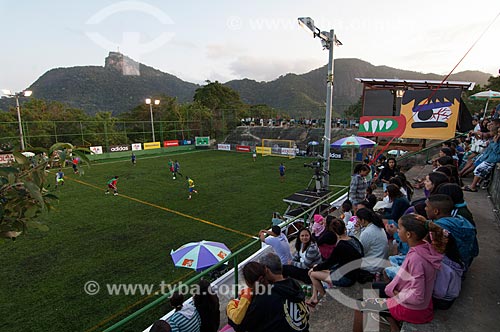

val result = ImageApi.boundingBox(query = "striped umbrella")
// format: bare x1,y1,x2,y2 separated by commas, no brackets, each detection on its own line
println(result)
330,135,377,149
331,135,377,173
170,240,231,271
469,90,500,119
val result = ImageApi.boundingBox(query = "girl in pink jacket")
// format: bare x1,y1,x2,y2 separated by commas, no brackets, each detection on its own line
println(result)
353,213,447,332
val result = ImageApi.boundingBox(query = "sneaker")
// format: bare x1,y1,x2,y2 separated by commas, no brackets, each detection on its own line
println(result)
114,193,118,196
369,312,390,326
105,192,109,195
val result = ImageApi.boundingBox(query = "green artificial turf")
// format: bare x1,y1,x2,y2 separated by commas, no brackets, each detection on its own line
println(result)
0,150,352,332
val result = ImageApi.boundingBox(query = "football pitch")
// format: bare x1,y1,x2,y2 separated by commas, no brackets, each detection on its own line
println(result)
0,150,351,332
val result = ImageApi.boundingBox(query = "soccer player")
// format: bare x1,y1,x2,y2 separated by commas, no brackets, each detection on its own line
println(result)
72,158,79,174
131,153,136,166
279,163,286,182
105,176,119,196
186,176,198,200
174,160,183,179
55,169,64,188
168,159,175,179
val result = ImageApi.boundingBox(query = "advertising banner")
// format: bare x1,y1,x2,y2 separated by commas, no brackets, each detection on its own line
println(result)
109,145,130,153
163,140,179,147
144,142,161,150
131,143,142,151
90,146,103,155
217,144,231,151
0,154,15,164
236,145,251,152
195,136,210,146
330,151,343,160
256,146,271,154
281,147,296,156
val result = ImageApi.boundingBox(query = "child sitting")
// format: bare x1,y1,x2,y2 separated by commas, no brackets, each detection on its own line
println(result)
353,214,447,331
226,261,267,326
341,201,353,224
425,194,478,269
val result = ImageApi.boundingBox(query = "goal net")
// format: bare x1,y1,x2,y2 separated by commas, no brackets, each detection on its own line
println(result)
259,139,296,158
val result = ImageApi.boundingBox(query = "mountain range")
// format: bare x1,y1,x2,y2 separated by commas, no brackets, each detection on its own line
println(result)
0,52,492,118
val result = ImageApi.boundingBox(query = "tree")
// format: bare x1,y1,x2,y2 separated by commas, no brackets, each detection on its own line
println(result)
0,98,94,148
245,104,280,120
487,75,500,91
193,82,247,139
0,143,90,240
344,97,363,119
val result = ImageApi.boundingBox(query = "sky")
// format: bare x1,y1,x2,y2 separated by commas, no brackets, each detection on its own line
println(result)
1,0,499,93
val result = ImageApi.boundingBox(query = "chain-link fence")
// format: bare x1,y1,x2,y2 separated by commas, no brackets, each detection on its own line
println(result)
0,119,216,149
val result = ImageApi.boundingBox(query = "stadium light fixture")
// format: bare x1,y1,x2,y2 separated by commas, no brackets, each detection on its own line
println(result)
1,89,33,150
298,17,341,189
145,98,160,142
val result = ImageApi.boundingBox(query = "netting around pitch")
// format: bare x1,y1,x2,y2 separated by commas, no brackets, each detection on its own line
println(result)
258,139,296,158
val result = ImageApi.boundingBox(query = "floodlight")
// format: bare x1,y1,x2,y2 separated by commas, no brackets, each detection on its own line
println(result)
145,98,152,104
298,17,316,35
23,90,32,97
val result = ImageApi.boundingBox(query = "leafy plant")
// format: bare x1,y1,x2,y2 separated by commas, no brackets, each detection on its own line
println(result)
0,143,90,240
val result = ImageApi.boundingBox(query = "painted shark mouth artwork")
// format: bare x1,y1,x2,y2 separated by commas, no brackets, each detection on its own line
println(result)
358,116,406,137
411,101,452,128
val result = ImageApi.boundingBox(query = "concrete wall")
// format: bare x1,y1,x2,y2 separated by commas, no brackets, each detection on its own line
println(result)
488,163,500,221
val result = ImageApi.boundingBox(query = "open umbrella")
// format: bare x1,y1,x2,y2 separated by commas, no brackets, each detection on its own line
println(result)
307,141,320,155
170,240,231,271
469,90,500,119
331,135,377,173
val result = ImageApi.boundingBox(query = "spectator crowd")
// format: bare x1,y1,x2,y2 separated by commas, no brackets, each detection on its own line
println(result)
149,118,499,332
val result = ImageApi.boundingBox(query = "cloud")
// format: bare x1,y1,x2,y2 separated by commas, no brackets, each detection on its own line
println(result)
206,71,234,84
228,55,323,82
206,43,245,59
170,39,198,50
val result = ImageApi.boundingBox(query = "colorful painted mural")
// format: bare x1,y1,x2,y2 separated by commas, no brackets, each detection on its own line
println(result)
359,88,462,140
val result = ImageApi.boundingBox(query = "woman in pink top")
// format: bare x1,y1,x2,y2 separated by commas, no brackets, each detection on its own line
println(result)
353,214,447,332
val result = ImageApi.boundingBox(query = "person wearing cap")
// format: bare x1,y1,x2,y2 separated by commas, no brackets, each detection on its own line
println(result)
259,226,292,265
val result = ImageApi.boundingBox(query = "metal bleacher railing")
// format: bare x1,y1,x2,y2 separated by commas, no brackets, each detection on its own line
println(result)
101,186,348,332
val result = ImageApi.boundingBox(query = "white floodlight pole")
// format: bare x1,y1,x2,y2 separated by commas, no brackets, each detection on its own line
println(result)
298,17,337,189
146,98,160,142
15,95,25,150
2,89,32,150
323,29,334,189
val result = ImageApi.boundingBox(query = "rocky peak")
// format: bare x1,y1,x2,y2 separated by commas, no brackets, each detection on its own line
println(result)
104,52,140,76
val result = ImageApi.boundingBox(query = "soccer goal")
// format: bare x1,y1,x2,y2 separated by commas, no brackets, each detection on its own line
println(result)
259,139,296,158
